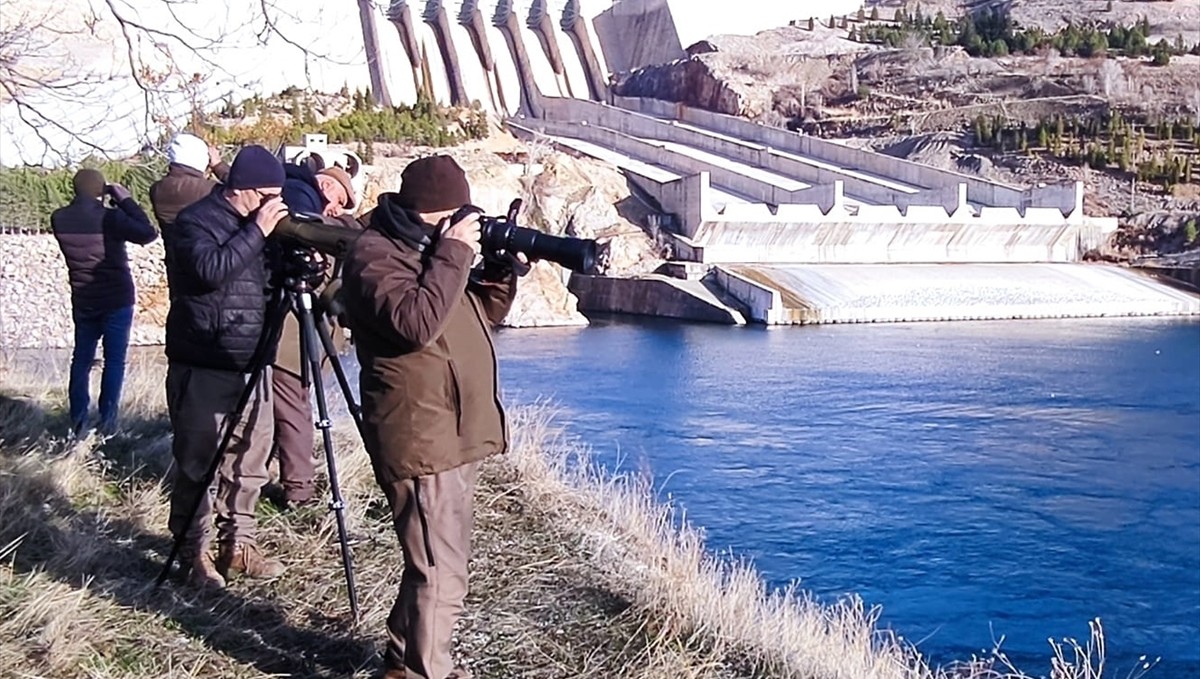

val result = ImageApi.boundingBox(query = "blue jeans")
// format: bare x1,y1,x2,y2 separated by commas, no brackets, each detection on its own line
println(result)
69,305,134,434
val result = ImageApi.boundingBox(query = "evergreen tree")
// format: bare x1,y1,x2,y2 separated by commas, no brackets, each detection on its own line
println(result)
1151,39,1172,66
871,6,880,21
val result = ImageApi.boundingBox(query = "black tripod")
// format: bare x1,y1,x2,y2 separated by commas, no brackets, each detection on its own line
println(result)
155,249,363,624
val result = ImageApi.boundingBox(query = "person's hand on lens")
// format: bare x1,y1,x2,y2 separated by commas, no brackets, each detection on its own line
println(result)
255,196,288,237
107,183,132,202
442,211,482,257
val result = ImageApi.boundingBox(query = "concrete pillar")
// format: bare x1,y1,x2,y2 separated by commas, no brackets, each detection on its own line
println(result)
359,0,394,106
423,0,469,107
562,0,610,101
494,0,545,118
459,0,508,114
387,1,431,102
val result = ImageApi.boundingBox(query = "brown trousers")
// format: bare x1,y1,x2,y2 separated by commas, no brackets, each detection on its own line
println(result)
271,367,315,503
166,363,273,552
380,461,480,679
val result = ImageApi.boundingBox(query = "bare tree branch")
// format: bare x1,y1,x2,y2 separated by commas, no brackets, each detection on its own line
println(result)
1,0,369,166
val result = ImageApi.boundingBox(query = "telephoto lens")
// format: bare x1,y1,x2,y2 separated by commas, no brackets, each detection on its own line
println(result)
479,218,598,273
458,199,600,274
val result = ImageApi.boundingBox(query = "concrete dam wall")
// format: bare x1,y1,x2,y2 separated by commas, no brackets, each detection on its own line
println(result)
368,1,1196,325
376,1,866,116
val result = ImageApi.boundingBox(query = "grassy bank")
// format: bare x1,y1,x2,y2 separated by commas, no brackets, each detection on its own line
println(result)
0,357,1135,679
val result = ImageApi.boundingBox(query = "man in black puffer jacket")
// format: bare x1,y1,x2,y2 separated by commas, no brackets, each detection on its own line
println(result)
51,169,158,436
164,145,289,589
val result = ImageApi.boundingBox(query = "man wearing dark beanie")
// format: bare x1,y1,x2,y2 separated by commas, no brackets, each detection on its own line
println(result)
341,155,521,679
162,144,289,588
51,168,158,436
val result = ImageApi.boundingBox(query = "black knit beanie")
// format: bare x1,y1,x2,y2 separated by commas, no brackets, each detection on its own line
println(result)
228,145,286,190
396,155,471,212
73,169,106,199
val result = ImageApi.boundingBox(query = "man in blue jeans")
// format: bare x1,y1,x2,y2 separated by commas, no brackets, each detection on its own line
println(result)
51,168,158,435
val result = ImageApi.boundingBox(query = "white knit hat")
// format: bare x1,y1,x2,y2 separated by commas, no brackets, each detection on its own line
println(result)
167,133,209,172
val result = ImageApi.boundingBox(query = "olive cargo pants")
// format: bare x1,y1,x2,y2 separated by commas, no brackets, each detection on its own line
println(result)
166,363,273,553
271,367,316,503
380,461,481,679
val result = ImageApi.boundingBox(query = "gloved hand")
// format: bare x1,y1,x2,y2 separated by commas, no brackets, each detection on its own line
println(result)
107,183,133,202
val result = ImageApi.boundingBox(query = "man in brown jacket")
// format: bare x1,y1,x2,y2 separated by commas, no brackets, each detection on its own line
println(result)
150,133,230,296
341,156,519,679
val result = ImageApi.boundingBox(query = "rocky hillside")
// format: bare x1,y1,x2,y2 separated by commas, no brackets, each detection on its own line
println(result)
613,4,1200,262
613,24,871,121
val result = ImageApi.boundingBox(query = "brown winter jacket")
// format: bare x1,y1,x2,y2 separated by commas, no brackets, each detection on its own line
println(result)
149,162,231,231
151,162,231,297
340,196,517,482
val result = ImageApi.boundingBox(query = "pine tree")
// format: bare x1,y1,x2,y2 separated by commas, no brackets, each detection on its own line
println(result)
871,6,880,21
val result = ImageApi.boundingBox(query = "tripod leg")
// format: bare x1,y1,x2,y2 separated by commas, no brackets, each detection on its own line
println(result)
297,292,361,624
156,290,291,587
314,315,364,431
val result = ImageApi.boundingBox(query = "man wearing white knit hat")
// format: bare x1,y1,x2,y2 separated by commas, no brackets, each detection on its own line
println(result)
150,133,231,295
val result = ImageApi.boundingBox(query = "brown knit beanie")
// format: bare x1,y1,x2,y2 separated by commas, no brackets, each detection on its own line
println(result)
73,169,106,199
396,155,471,213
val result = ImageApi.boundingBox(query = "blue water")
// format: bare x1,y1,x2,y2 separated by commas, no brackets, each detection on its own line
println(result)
490,317,1200,675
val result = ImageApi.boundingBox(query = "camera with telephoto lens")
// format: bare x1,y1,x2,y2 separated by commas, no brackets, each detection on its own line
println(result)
457,199,601,274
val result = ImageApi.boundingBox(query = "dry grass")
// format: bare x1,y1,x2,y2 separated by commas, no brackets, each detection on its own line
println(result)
0,356,1151,679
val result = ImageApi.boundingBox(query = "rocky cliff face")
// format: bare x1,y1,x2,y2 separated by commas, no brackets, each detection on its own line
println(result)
362,133,664,327
612,57,747,116
611,25,871,120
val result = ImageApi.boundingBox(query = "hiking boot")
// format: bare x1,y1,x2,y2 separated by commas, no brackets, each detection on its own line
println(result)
182,552,226,590
216,542,285,581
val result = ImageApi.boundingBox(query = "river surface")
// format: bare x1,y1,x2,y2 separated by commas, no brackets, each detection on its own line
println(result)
487,317,1200,676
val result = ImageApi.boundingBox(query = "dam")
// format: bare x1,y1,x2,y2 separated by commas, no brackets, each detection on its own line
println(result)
373,0,1198,324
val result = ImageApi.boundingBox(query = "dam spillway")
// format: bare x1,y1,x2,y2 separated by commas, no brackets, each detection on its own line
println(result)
718,264,1200,325
365,1,1197,325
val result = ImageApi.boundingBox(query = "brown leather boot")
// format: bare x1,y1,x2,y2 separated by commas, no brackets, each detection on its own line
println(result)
216,542,285,581
184,552,227,589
